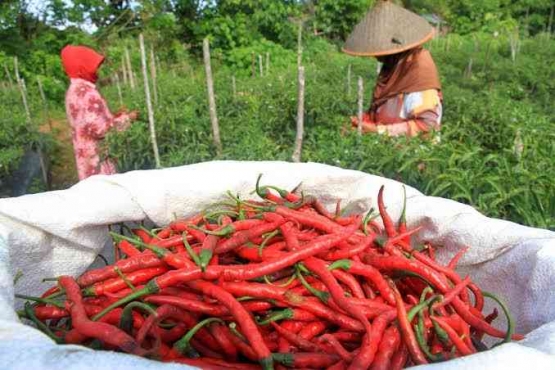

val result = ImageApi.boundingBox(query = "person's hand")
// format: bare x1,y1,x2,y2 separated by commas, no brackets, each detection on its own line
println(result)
360,122,378,133
128,110,139,121
349,115,380,134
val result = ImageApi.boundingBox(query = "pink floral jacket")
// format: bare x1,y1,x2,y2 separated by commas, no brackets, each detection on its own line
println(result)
65,78,132,180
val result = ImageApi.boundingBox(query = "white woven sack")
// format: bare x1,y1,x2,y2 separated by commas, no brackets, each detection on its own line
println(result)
0,161,554,370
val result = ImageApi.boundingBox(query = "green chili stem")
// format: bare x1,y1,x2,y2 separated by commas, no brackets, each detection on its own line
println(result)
114,267,136,291
296,268,329,303
229,322,246,341
24,302,64,344
119,301,157,333
257,309,293,326
182,233,203,268
92,281,159,321
15,294,65,309
258,230,280,258
483,291,515,347
13,270,23,286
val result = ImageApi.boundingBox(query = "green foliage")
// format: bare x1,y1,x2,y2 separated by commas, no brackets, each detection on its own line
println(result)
100,35,555,230
311,0,374,40
1,1,554,230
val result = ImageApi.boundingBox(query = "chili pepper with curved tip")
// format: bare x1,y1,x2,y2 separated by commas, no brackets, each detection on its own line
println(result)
378,185,396,237
83,266,168,296
215,218,285,255
58,276,146,355
186,280,273,370
272,352,339,368
391,283,428,365
328,259,396,306
77,253,164,287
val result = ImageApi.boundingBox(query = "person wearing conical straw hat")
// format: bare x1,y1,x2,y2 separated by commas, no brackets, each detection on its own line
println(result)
345,0,442,137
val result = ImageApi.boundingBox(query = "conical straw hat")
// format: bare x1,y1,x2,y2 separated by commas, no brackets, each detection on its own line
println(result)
343,1,434,57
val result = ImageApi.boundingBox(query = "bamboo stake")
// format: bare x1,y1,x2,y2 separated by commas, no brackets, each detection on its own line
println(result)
465,58,473,79
549,5,554,36
114,73,124,107
203,38,222,156
4,64,14,89
259,54,264,77
347,64,352,96
297,22,303,67
37,77,52,131
357,77,364,137
150,47,158,105
14,58,31,124
121,55,129,86
139,34,161,168
291,66,305,163
14,57,49,190
232,75,237,99
125,47,136,90
509,28,520,63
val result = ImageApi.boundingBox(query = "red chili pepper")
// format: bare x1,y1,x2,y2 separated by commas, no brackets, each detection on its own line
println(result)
77,253,165,287
40,286,60,299
157,322,188,343
332,269,365,299
221,323,259,362
213,221,361,281
431,317,474,356
58,276,146,355
411,251,470,304
448,247,470,270
389,343,409,370
156,228,172,239
323,234,375,261
215,218,285,255
363,254,515,339
272,352,339,368
199,235,219,270
435,276,472,308
280,222,300,251
83,266,169,296
349,310,397,369
132,228,152,243
476,308,499,340
118,240,142,257
171,357,261,370
152,234,193,249
209,323,238,361
186,280,273,370
328,259,396,306
370,325,401,370
136,304,202,348
391,285,428,365
270,322,322,352
272,205,345,234
298,321,327,340
377,186,396,238
304,258,372,333
319,333,354,362
284,296,364,332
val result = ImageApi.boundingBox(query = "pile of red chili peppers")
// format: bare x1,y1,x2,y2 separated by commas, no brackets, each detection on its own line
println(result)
18,176,522,370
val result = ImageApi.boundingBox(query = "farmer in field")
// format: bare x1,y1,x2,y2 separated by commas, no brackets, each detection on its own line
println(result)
61,45,138,180
345,1,442,137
